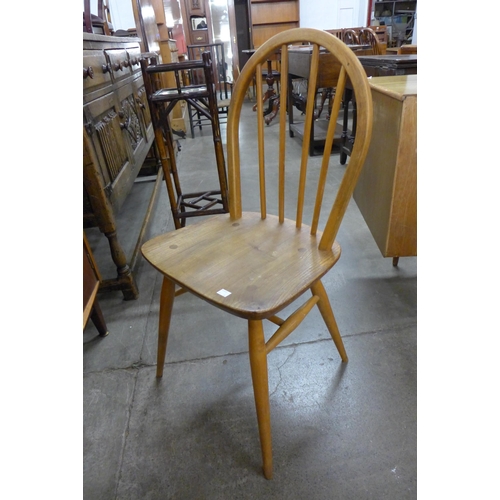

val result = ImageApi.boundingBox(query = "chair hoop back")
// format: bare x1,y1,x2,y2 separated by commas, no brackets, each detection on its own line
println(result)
226,28,373,250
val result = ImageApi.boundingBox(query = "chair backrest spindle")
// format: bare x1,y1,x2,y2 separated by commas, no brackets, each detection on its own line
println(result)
311,66,347,236
278,44,289,224
296,44,320,229
255,64,267,219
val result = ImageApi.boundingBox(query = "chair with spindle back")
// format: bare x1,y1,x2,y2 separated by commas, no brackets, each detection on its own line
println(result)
141,28,373,479
358,27,383,55
342,29,359,45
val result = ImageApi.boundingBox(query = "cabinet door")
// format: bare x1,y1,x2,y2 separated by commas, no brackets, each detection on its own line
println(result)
83,89,133,211
132,75,152,136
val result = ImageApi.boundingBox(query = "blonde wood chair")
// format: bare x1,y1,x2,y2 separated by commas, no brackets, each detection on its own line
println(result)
142,28,373,479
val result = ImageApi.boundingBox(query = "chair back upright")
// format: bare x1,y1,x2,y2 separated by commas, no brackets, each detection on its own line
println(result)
342,29,360,45
226,28,373,251
358,27,383,55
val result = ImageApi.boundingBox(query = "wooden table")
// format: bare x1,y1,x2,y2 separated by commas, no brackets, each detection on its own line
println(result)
287,45,373,156
339,54,417,164
357,54,417,77
242,48,282,125
353,75,417,265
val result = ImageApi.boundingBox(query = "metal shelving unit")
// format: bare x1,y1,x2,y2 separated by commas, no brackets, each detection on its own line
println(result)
373,1,416,46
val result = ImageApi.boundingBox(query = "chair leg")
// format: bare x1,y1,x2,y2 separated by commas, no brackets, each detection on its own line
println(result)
157,277,176,377
311,280,348,362
248,319,273,479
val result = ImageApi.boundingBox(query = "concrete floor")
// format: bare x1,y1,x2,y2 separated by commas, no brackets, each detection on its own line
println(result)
83,101,417,499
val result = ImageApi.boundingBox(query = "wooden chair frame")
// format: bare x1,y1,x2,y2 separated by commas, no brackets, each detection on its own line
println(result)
142,28,373,479
358,27,383,55
141,51,229,229
187,42,233,137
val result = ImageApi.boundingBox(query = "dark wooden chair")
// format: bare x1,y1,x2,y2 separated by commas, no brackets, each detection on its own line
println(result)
342,29,359,45
83,233,109,337
187,43,232,137
83,0,113,35
358,27,383,55
141,28,373,479
141,52,229,229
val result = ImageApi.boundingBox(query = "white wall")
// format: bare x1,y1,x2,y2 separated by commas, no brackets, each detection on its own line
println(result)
104,0,370,32
300,0,369,30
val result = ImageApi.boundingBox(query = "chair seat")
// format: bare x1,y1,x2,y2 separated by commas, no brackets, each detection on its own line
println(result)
142,212,341,319
218,98,231,108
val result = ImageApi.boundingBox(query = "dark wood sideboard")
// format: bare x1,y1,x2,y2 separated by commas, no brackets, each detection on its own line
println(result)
83,33,155,300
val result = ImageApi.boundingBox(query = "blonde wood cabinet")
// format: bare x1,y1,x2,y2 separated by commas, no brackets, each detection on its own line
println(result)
83,33,155,299
353,75,417,265
250,0,300,48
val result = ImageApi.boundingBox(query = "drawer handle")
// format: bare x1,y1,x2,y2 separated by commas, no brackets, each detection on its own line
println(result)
123,60,130,68
113,61,123,71
102,63,111,74
83,66,94,79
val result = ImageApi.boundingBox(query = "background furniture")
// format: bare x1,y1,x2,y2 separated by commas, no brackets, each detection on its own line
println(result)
357,53,416,76
141,52,229,229
358,27,384,54
187,42,232,137
83,233,109,337
249,0,300,48
353,75,416,266
343,29,359,45
339,53,417,164
83,0,113,35
287,43,373,156
132,0,187,135
141,28,373,480
83,33,156,300
373,0,417,46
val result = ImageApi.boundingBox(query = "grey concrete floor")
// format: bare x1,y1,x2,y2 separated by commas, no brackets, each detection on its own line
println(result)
84,101,417,499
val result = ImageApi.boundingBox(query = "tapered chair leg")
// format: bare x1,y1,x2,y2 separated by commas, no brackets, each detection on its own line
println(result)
157,277,176,377
311,280,348,362
248,319,273,479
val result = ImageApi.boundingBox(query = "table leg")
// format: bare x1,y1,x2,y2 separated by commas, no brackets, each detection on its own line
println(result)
253,60,277,112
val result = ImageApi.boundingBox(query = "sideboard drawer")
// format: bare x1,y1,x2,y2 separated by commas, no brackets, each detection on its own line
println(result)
83,49,112,93
127,47,142,72
105,48,133,83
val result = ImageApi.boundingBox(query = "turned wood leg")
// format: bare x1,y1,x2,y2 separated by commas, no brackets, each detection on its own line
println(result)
311,280,348,362
248,319,273,479
264,96,280,125
156,277,176,378
104,230,139,300
90,300,109,337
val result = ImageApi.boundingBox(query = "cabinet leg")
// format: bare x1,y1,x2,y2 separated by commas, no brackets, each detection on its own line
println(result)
104,230,139,300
